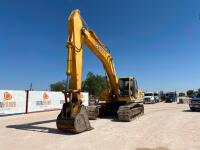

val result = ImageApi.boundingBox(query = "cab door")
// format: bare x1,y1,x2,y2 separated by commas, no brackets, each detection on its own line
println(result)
130,78,138,98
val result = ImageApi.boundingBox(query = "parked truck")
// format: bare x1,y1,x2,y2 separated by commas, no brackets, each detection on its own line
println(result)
165,92,177,103
154,92,160,103
189,92,200,111
144,92,156,104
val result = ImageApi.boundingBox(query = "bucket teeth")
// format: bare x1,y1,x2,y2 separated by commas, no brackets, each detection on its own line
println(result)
56,103,93,133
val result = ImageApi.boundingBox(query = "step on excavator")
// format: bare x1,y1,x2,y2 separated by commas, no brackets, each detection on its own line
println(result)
56,9,144,133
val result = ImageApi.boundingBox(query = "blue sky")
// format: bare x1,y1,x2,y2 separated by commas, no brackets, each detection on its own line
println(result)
0,0,200,92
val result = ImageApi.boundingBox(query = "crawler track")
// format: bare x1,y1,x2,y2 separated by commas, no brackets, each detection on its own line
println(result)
117,103,144,121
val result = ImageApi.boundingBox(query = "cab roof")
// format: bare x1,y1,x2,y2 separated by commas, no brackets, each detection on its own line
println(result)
119,77,135,80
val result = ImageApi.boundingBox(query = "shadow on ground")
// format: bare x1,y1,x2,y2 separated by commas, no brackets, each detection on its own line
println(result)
97,116,120,122
98,114,143,122
6,119,74,135
182,109,200,112
135,147,169,150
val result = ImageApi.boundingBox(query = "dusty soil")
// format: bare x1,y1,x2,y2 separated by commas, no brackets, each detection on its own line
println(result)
0,102,199,150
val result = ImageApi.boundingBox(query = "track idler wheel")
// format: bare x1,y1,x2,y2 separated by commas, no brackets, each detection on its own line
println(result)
56,103,93,133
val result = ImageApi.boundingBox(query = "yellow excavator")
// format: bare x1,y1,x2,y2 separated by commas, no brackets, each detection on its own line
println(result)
56,9,144,133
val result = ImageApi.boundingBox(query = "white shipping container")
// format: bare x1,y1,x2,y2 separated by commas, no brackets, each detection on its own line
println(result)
0,90,89,114
58,92,89,106
28,91,65,112
0,90,26,115
80,92,89,106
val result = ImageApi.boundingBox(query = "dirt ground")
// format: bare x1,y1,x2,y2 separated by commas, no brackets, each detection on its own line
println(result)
0,102,199,150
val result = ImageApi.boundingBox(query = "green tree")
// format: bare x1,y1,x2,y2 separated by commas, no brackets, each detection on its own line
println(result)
179,92,185,97
50,80,67,91
187,90,195,98
49,72,107,97
83,72,107,97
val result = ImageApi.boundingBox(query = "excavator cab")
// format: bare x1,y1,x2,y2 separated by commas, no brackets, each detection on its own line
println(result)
119,77,138,98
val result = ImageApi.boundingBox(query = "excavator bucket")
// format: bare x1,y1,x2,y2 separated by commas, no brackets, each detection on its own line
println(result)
56,103,93,133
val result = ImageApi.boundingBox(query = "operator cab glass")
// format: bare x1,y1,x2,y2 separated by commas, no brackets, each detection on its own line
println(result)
145,93,153,96
119,77,138,98
166,93,176,98
196,94,200,98
154,93,158,96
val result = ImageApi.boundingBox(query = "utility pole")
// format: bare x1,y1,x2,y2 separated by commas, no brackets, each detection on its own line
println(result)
29,83,33,91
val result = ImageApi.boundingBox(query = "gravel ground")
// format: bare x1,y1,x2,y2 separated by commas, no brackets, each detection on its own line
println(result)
0,102,199,150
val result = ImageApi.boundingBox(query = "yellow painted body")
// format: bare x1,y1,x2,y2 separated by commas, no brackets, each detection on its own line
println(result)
66,10,143,112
